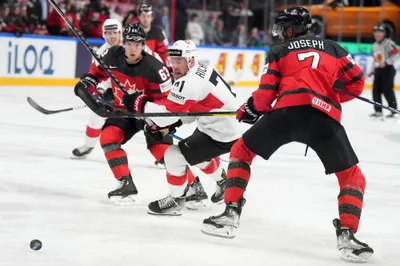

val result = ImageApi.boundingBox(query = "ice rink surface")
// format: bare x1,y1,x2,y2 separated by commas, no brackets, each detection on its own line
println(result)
0,86,399,266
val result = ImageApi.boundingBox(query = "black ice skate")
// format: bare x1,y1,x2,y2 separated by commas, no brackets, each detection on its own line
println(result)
147,195,186,216
185,177,209,210
201,198,246,239
71,145,93,159
108,175,138,205
333,218,374,263
369,111,384,121
386,112,399,119
211,169,226,204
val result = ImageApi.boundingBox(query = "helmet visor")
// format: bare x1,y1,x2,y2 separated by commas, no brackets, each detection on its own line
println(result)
272,22,285,36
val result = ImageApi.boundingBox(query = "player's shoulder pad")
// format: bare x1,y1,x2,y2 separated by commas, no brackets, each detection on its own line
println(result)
325,39,348,58
100,45,124,61
141,53,172,90
149,24,167,41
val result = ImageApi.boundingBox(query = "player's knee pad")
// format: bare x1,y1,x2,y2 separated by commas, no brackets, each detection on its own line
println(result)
100,125,125,146
335,165,366,192
164,145,188,176
229,138,257,164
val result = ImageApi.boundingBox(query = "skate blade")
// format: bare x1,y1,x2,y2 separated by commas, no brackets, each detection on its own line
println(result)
340,249,373,263
201,224,237,239
147,210,182,216
186,199,209,210
70,155,88,160
109,195,137,205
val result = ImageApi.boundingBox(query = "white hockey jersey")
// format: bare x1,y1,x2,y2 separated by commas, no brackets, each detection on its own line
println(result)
96,42,112,90
145,64,241,143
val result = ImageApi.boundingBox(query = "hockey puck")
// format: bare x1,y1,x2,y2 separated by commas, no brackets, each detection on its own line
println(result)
30,239,42,251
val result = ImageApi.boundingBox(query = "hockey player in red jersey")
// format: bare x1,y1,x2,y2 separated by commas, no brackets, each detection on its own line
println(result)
201,7,373,263
122,40,240,215
73,24,190,204
138,4,169,65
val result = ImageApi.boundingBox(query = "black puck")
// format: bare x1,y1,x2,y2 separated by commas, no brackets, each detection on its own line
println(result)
30,239,42,251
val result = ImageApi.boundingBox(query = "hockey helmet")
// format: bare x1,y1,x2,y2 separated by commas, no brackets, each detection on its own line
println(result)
123,23,146,44
373,23,386,33
102,18,122,39
138,4,153,15
272,7,312,39
168,40,197,69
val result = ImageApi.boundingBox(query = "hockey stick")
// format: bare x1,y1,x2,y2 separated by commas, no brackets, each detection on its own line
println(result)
334,80,400,114
27,97,87,115
228,69,244,87
46,0,128,95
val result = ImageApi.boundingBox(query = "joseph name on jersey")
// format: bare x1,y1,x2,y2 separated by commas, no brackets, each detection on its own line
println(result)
145,64,241,143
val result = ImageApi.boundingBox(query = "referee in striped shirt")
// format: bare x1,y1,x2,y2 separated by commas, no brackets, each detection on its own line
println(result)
369,23,400,119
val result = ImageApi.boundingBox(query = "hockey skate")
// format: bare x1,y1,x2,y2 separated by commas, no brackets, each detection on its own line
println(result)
71,145,93,159
108,175,138,205
211,169,227,204
201,198,246,239
147,195,186,216
386,112,399,119
185,177,209,210
333,218,374,263
369,111,384,121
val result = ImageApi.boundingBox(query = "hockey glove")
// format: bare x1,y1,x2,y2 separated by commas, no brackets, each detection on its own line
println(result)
122,91,151,113
237,97,262,124
144,120,183,141
74,73,98,96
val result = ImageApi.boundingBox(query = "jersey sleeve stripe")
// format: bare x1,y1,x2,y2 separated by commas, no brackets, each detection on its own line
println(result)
342,62,354,73
259,84,278,90
350,72,364,83
266,69,281,78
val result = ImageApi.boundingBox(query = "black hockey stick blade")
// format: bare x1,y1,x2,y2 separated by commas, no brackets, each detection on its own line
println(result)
27,97,86,115
46,0,128,95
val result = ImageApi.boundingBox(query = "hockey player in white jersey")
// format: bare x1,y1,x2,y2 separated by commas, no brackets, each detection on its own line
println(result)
72,19,122,158
122,40,241,215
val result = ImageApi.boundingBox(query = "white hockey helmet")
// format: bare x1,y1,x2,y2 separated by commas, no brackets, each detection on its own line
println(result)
102,19,122,39
168,40,197,69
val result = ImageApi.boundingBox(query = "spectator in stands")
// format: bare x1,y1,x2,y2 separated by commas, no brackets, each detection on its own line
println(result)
214,17,231,46
81,0,110,38
110,6,124,24
247,27,261,47
186,13,204,45
204,12,217,45
175,0,188,41
231,22,246,47
221,4,237,33
29,14,49,35
0,3,9,32
47,0,80,36
160,5,170,39
4,3,25,37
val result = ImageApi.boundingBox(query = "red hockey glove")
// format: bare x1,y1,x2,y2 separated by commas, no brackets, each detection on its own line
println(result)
74,73,98,96
122,92,151,113
144,120,183,141
237,97,262,124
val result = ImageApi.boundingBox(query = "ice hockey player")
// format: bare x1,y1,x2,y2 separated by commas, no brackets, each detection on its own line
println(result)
72,18,122,159
201,7,374,263
73,24,186,204
122,40,241,215
138,4,169,65
72,19,164,162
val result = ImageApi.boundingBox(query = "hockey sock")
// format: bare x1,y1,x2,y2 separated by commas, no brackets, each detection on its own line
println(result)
84,126,102,148
187,168,195,186
335,165,366,233
198,157,222,181
100,126,130,180
225,138,256,203
167,171,188,197
149,143,170,162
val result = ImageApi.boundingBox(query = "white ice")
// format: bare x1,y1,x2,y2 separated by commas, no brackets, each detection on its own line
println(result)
0,86,399,266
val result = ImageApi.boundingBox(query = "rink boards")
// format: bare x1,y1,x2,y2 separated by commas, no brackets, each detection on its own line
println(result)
0,33,399,89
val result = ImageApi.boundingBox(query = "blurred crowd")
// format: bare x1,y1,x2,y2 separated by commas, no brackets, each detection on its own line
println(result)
0,0,269,48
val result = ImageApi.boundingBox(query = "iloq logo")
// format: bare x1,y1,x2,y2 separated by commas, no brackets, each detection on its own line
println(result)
7,41,54,75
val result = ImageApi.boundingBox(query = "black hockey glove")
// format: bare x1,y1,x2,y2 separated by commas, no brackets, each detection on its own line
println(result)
144,120,183,141
74,73,98,96
237,97,262,124
122,91,151,113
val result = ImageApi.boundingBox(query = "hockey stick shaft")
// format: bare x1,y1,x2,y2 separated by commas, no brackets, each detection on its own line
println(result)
46,0,128,95
336,88,400,114
27,97,87,115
